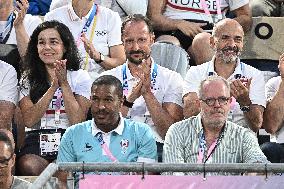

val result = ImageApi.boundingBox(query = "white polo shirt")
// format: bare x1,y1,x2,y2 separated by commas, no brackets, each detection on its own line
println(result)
101,58,183,143
19,69,92,130
164,0,248,21
183,58,266,130
45,3,122,79
265,76,284,143
0,60,18,105
4,14,42,44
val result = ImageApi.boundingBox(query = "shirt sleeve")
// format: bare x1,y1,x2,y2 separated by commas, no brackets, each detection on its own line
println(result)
0,66,18,105
74,70,92,100
163,123,186,164
227,0,249,11
136,123,157,163
265,76,280,101
163,72,183,107
24,15,42,36
249,69,266,107
107,10,122,47
182,66,202,97
57,127,76,162
242,130,269,163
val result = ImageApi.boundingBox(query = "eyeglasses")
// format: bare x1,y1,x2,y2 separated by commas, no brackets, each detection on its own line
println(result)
0,153,13,168
201,97,230,106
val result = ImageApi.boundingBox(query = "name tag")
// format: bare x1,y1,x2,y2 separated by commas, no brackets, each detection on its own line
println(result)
39,133,61,156
41,116,69,129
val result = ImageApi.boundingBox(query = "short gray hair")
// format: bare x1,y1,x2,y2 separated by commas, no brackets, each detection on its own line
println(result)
198,75,230,99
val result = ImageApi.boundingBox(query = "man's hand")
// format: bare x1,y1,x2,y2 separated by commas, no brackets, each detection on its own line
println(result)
279,53,284,78
176,20,206,38
230,78,252,107
81,33,100,61
13,0,29,27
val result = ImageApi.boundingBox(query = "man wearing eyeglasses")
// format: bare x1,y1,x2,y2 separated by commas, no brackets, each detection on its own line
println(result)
183,18,266,133
0,129,31,188
163,76,268,174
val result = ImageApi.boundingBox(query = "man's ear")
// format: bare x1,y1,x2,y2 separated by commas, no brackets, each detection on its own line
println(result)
209,36,215,49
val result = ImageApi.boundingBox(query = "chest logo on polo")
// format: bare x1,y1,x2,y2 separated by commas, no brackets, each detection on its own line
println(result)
120,139,129,154
82,142,93,152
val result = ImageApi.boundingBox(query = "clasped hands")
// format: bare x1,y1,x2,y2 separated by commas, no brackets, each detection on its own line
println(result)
51,59,68,89
126,62,152,103
230,78,252,107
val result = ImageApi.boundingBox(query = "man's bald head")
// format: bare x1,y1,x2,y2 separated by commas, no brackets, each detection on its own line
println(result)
212,18,244,38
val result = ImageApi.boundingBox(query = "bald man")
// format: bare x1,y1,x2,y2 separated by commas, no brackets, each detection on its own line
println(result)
183,18,266,133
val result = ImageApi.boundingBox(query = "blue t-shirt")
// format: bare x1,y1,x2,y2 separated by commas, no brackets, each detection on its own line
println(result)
57,118,157,163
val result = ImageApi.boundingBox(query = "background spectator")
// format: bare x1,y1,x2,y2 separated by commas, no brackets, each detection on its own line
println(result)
45,0,126,81
147,0,252,65
250,0,284,17
0,61,18,130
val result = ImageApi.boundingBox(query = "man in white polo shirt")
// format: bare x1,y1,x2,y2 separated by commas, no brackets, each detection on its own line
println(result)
102,14,184,162
45,0,126,80
261,52,284,163
183,18,266,133
0,60,18,130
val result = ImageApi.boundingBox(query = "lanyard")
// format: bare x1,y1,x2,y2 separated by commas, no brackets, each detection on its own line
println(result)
54,88,62,125
96,132,118,162
197,126,225,163
122,63,158,96
0,12,15,44
200,0,222,24
74,4,98,70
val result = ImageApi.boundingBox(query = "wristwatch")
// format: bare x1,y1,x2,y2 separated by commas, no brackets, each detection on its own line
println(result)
240,105,250,112
97,53,105,64
123,96,134,108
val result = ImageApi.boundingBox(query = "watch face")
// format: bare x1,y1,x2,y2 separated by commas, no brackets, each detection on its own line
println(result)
241,106,250,112
100,54,105,61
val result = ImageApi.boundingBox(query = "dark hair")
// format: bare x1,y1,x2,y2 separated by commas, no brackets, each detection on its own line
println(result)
22,20,81,103
122,14,154,35
0,131,14,155
92,75,123,98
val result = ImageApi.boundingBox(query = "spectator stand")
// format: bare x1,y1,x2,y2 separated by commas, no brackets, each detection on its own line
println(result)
241,17,284,145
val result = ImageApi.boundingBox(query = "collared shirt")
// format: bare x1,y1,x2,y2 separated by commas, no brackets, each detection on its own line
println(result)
19,69,92,130
163,114,269,175
4,14,42,45
183,58,266,130
0,60,18,105
57,116,157,163
265,76,284,143
45,3,122,80
101,58,183,143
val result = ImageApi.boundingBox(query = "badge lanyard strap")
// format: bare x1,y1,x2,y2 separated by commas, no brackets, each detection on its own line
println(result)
122,63,158,96
96,132,118,162
197,126,225,163
0,12,16,44
83,11,98,70
74,3,98,70
200,0,222,24
54,88,63,129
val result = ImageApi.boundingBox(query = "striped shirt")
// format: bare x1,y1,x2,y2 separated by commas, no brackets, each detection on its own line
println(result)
163,114,268,175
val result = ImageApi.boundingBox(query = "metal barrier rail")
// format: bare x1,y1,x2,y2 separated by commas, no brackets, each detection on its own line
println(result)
29,163,284,189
